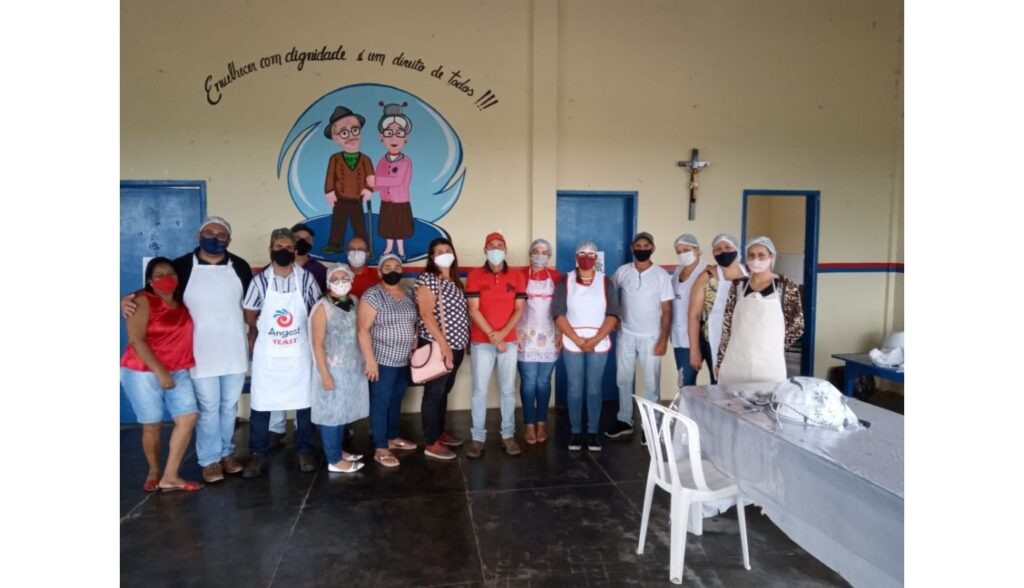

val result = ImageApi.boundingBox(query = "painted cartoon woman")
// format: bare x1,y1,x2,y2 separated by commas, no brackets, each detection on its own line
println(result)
373,102,415,258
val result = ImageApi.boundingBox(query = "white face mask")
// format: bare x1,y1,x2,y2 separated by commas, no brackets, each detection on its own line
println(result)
434,253,455,269
677,251,696,266
348,251,367,268
530,253,549,268
329,281,352,297
748,258,772,273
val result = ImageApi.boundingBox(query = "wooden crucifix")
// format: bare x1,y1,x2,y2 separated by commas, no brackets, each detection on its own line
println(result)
677,148,710,220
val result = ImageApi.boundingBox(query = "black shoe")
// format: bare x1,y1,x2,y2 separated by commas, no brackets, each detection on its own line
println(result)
568,434,583,451
242,455,265,479
297,453,317,473
604,421,633,439
268,431,285,450
587,434,602,452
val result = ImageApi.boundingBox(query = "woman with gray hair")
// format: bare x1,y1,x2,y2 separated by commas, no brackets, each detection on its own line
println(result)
550,240,620,452
515,238,563,444
716,236,804,385
310,263,370,473
373,101,415,258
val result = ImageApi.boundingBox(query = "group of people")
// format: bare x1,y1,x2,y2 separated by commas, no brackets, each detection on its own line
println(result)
119,216,803,493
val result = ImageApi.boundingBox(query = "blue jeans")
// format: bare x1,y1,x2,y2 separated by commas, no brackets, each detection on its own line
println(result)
191,372,246,467
562,351,608,434
470,343,518,442
673,334,715,386
518,361,555,425
370,365,411,449
249,407,315,456
319,424,347,464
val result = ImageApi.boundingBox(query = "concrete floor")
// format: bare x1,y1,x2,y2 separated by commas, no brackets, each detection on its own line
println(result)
120,402,857,587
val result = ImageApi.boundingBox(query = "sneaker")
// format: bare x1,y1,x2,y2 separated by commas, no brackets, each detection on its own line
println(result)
439,430,464,448
568,434,584,451
424,442,457,460
242,455,266,479
202,462,225,483
604,421,634,439
466,441,485,459
221,456,244,475
587,434,603,452
502,437,522,456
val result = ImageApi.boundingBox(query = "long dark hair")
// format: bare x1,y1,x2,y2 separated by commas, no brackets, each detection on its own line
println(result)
423,237,464,291
143,257,181,301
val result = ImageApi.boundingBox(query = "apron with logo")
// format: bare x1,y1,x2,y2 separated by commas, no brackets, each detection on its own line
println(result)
250,267,312,411
183,256,249,379
717,279,787,386
562,272,611,353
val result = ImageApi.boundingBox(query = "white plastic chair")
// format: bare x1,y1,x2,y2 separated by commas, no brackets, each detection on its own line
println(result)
634,395,751,584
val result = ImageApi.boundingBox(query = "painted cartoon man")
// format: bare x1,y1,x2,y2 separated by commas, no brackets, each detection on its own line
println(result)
322,106,375,255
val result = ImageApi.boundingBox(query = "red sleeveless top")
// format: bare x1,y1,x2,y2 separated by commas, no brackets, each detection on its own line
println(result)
120,291,195,372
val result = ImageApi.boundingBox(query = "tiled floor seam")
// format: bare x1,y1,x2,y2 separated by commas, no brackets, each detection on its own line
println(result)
267,457,323,588
457,456,492,585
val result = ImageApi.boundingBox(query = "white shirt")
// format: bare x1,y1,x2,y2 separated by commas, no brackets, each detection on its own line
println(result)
612,262,674,338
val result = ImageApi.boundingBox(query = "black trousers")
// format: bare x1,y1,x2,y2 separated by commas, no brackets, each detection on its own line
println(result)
419,342,465,445
328,199,367,246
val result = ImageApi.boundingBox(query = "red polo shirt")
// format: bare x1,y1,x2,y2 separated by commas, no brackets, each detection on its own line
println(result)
465,263,527,343
351,267,381,298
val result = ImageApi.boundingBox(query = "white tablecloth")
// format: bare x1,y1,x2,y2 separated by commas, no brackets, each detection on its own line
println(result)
672,384,904,588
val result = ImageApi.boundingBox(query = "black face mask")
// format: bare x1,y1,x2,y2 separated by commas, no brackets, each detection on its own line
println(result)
381,271,402,286
271,249,295,267
714,251,738,267
632,249,653,262
295,239,312,256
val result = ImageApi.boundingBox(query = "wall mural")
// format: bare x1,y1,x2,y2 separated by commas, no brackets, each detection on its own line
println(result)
278,84,466,263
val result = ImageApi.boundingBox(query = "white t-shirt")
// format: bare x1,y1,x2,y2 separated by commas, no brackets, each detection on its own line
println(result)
612,262,674,337
669,260,709,348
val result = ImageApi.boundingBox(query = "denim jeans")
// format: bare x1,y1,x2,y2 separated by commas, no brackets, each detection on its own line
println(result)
191,372,246,467
469,343,518,442
370,365,411,449
269,411,287,434
518,361,555,425
120,368,197,424
420,341,465,445
249,407,315,456
562,351,608,434
319,424,347,464
615,332,662,426
673,334,715,386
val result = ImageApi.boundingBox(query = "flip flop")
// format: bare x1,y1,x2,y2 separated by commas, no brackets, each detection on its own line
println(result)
159,481,203,493
374,453,400,468
143,478,160,493
388,439,416,450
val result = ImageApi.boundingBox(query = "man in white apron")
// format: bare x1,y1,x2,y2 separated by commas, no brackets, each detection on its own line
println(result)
606,232,674,441
120,215,253,484
242,228,324,478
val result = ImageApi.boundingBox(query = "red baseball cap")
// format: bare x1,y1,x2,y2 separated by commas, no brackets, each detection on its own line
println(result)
484,232,506,247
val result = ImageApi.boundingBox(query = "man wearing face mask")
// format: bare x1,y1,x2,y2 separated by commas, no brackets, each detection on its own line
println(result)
606,232,674,442
345,236,381,297
120,215,253,484
464,232,528,458
242,228,324,478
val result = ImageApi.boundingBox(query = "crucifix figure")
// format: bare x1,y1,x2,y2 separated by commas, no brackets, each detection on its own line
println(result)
677,148,710,221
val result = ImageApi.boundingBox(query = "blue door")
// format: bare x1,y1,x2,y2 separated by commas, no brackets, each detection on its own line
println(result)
554,191,637,405
120,181,206,423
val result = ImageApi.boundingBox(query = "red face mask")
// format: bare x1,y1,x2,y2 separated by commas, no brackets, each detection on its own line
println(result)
576,256,597,270
151,275,178,293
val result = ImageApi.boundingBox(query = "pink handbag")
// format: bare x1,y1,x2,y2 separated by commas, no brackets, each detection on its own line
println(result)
410,279,453,384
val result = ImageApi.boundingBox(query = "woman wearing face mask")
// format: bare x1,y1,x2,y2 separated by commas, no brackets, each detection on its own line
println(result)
120,257,202,493
309,263,370,473
670,234,710,386
414,238,471,460
716,236,804,385
357,254,419,468
551,241,620,452
686,233,748,384
515,238,562,444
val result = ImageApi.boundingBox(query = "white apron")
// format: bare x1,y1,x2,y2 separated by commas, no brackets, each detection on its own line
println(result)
562,272,611,353
707,265,747,365
517,270,559,362
184,256,249,378
250,266,312,411
717,279,787,386
670,260,708,348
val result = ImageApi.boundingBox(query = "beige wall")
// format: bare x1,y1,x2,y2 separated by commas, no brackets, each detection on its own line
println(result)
122,0,904,411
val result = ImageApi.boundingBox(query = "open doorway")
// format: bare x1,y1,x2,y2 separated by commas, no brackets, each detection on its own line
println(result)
741,189,820,376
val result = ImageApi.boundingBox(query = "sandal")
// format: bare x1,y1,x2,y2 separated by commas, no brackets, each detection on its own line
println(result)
143,478,161,493
342,452,364,463
388,438,416,450
159,480,204,493
536,423,548,443
374,452,401,468
524,424,537,445
328,460,364,474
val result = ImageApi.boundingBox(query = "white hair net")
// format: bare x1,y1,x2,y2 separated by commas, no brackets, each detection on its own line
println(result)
529,238,552,255
674,233,700,248
376,254,403,275
327,263,355,281
575,240,598,254
711,233,739,251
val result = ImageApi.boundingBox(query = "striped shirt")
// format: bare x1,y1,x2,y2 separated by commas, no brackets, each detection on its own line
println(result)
362,285,418,367
414,272,470,350
243,265,322,312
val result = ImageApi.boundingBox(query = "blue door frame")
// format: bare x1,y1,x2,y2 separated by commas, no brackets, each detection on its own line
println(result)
741,189,820,376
